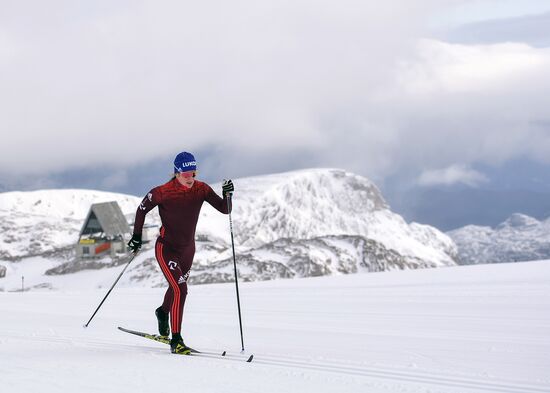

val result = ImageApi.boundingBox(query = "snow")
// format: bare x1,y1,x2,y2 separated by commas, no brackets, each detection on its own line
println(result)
448,213,550,264
1,168,458,288
1,169,547,391
1,260,549,393
0,189,144,259
200,168,458,267
0,189,140,219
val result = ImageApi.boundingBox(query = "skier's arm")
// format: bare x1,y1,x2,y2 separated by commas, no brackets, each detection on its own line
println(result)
204,183,232,214
133,188,161,235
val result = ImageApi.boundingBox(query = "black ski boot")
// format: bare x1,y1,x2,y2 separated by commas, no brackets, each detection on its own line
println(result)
155,307,170,337
170,333,191,355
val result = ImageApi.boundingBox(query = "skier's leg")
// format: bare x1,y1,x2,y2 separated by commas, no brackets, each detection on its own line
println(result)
174,244,194,332
155,241,187,335
161,287,173,313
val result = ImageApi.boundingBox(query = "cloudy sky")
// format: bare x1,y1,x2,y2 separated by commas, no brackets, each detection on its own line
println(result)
1,0,549,227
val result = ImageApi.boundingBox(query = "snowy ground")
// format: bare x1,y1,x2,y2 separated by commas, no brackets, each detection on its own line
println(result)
1,261,549,393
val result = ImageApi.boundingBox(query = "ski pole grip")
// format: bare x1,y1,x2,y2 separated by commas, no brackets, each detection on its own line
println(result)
223,179,234,197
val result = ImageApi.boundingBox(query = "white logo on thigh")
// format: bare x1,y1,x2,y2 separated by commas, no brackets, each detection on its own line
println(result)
181,270,190,283
178,276,185,284
168,261,177,271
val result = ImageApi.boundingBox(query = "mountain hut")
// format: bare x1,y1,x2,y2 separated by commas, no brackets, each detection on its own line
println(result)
77,201,131,258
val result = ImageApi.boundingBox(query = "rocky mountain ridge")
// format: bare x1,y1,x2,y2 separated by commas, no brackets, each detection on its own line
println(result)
0,168,458,290
448,213,550,264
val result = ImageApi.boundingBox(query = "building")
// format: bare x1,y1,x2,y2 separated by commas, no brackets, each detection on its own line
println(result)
76,201,131,258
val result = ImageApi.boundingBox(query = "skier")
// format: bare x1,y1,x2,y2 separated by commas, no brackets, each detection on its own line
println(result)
127,151,234,354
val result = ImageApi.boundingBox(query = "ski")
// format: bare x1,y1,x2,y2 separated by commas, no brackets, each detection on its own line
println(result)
117,326,254,362
118,326,192,349
221,350,254,363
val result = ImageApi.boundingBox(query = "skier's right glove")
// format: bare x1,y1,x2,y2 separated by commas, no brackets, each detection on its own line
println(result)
222,179,234,197
127,233,142,253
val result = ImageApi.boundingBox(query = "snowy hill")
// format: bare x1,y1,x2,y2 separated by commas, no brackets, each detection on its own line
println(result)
0,168,458,289
203,169,456,263
197,169,457,277
1,260,549,393
0,189,144,260
448,213,550,264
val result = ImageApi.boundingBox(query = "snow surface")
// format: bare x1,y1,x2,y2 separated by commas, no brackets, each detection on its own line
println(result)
1,260,549,393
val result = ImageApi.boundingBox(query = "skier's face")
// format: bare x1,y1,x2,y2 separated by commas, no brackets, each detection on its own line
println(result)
176,171,196,188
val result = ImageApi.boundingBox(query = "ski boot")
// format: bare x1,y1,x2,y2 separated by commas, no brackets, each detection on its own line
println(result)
170,333,191,355
155,307,170,338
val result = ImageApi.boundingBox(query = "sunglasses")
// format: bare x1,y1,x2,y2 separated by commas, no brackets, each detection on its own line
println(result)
178,171,196,179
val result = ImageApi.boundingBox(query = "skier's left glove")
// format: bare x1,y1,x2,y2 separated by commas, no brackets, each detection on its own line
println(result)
222,179,234,197
127,233,142,253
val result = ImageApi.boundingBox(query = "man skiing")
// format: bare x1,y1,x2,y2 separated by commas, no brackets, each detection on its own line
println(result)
127,151,234,354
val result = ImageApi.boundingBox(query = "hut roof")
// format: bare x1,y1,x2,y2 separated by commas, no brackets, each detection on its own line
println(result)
79,201,130,237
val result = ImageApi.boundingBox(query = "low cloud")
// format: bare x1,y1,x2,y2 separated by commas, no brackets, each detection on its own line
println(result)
99,170,129,189
417,164,488,187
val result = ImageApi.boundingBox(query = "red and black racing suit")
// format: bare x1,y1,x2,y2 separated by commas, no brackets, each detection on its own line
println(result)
132,178,231,334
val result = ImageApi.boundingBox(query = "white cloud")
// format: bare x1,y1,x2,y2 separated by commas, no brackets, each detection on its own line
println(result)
395,40,548,94
357,38,550,178
417,164,488,187
1,1,550,183
0,1,469,171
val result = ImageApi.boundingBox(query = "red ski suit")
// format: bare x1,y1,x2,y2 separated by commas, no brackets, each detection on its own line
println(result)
133,178,231,334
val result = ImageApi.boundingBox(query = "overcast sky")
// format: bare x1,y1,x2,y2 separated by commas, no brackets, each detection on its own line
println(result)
1,0,549,195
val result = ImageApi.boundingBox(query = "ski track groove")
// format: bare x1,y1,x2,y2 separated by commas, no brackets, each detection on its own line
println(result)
248,356,547,393
200,347,549,393
6,333,548,393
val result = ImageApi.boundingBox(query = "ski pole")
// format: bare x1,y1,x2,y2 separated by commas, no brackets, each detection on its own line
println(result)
84,252,137,328
226,191,246,352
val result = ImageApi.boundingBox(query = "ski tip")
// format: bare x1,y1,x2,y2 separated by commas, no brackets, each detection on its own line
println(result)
221,351,226,356
246,354,254,363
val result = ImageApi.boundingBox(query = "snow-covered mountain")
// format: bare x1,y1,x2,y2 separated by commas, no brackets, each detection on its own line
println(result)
448,213,550,264
0,168,458,289
199,169,457,266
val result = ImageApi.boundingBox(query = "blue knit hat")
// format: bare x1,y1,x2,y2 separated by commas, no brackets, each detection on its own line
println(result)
173,151,197,173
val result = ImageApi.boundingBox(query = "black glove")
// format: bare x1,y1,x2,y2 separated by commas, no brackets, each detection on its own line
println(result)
127,233,142,253
222,179,234,197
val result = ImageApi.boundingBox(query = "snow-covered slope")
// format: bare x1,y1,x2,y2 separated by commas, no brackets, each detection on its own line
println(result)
199,169,457,267
0,189,144,260
0,168,457,286
1,261,549,393
448,213,550,264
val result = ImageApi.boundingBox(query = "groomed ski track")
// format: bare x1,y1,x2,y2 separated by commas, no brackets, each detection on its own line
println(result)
1,261,549,393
